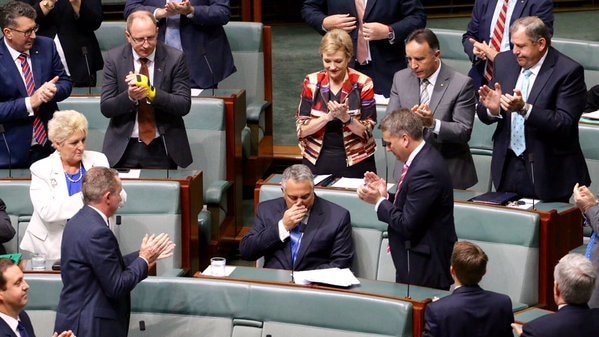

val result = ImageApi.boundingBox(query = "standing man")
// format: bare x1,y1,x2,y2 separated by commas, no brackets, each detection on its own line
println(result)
301,0,426,97
462,0,553,89
101,10,192,169
54,167,175,337
387,28,477,189
477,16,589,202
123,0,236,89
357,109,456,290
512,253,599,337
0,0,72,169
240,164,354,271
0,258,74,337
423,241,514,337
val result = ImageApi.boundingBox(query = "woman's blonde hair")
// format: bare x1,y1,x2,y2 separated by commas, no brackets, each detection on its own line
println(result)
48,110,88,145
320,29,354,60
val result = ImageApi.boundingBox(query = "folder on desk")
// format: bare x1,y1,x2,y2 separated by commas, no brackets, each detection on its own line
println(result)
469,192,519,206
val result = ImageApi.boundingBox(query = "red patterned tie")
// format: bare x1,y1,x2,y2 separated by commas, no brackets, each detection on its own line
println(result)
484,0,509,82
394,164,409,205
354,0,368,65
138,58,157,145
18,53,47,146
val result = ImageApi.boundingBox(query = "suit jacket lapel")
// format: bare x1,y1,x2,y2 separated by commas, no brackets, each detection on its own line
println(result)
293,196,323,267
152,43,166,89
0,38,28,97
526,47,556,106
430,65,450,115
511,0,527,23
0,316,16,337
29,43,43,91
49,151,69,198
364,0,377,19
404,72,421,108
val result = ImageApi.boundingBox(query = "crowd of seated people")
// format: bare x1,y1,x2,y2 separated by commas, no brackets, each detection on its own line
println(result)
0,0,599,335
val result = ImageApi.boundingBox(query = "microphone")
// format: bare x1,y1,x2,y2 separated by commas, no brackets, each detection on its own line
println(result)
116,215,122,226
528,153,536,210
382,139,389,183
157,125,171,178
405,240,411,299
199,47,216,95
0,124,12,178
81,46,93,95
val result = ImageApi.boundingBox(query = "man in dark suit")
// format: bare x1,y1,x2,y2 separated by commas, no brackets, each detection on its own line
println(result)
25,0,104,87
54,167,174,337
462,0,553,89
240,164,354,271
101,10,192,169
357,108,456,290
512,253,599,337
387,29,477,189
0,0,72,169
0,258,74,337
123,0,236,89
423,241,514,337
301,0,426,97
477,16,589,202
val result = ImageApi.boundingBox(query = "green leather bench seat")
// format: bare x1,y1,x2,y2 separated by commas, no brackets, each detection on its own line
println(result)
0,180,32,254
58,97,108,153
25,274,414,337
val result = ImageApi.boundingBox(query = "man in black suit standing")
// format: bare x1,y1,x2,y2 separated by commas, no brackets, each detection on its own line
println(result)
0,258,74,337
512,253,599,337
357,108,456,290
101,10,192,169
423,241,514,337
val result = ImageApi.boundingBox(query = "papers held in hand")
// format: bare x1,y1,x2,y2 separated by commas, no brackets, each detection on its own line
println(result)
469,192,519,206
293,268,360,287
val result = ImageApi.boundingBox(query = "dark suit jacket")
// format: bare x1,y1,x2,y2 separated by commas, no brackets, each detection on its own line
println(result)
239,196,354,271
522,304,599,337
377,143,456,289
0,198,16,255
462,0,554,88
423,285,514,337
124,0,236,89
0,36,72,169
55,206,148,337
0,311,36,337
387,63,477,189
27,0,104,87
476,47,590,201
584,205,599,308
100,41,192,168
301,0,426,96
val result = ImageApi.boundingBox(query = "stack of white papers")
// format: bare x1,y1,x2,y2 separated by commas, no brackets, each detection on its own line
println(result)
581,110,599,120
293,268,360,287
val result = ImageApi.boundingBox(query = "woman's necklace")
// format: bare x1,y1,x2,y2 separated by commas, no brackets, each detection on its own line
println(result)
65,163,83,183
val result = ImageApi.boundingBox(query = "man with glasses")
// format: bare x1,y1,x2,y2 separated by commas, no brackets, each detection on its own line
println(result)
0,0,72,169
100,9,192,169
240,164,354,271
387,28,477,190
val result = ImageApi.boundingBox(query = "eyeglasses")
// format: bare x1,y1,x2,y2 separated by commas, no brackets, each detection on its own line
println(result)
9,25,38,38
381,140,390,147
129,34,157,46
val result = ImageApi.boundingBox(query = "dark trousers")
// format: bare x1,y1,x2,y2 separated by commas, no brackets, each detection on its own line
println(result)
115,137,176,169
497,150,536,199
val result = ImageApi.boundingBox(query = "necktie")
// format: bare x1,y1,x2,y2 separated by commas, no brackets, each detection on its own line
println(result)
586,232,597,259
420,79,430,105
290,223,304,267
138,58,157,145
165,0,182,51
394,164,409,206
18,53,47,146
17,321,31,337
354,0,368,65
510,69,532,156
484,0,509,82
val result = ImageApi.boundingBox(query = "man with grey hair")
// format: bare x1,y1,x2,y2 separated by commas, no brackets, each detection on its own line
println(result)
512,253,599,336
477,16,589,202
357,108,456,290
240,164,353,271
55,167,175,337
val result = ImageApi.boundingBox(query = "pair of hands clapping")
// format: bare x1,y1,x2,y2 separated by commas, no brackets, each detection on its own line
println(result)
139,233,176,264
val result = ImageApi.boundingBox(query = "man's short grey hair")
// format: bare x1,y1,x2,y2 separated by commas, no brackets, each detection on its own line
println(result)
379,108,423,140
0,1,36,29
82,167,120,205
554,253,596,305
510,16,552,47
126,9,157,32
281,164,314,190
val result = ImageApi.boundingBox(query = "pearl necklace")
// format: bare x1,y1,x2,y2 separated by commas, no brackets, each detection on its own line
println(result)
65,163,83,183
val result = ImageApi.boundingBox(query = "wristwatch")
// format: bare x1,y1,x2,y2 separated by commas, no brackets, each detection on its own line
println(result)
518,103,530,116
387,26,395,41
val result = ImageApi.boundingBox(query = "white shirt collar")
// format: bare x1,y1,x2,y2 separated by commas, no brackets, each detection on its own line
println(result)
522,49,549,77
88,205,110,227
0,312,20,336
131,48,156,64
405,140,426,167
424,62,442,87
3,38,28,62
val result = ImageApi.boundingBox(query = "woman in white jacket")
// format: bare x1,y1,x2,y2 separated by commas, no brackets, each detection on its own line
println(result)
21,110,115,261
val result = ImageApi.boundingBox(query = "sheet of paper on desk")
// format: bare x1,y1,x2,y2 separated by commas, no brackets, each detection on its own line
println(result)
191,88,204,96
201,265,236,277
331,177,395,190
581,110,599,120
314,174,333,186
118,169,141,179
505,198,540,210
293,268,360,287
375,94,389,105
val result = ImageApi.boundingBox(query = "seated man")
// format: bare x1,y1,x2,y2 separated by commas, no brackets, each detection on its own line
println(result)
240,164,354,271
423,241,514,337
512,253,599,336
